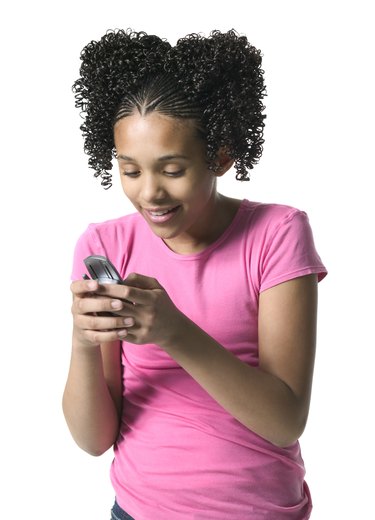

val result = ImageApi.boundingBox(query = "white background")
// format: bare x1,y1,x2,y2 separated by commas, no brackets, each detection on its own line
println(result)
1,1,374,518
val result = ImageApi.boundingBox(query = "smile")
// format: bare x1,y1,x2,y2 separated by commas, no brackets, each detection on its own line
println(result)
144,205,181,223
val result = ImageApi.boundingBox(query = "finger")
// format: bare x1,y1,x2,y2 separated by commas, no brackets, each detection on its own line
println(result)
71,279,99,296
124,273,162,290
95,283,155,306
73,295,128,315
116,330,146,345
76,313,135,331
83,328,131,344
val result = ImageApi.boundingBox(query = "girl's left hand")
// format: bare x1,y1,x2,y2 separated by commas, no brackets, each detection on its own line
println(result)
96,273,186,348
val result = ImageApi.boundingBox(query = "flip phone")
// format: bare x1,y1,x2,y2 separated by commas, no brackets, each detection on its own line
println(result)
83,255,123,284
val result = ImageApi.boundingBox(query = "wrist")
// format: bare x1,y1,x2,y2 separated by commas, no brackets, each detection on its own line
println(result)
161,312,196,353
72,330,101,352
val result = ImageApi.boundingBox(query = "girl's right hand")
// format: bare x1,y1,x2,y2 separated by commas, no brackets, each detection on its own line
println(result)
70,279,134,348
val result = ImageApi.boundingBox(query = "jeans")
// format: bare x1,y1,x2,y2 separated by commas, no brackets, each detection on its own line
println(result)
110,500,135,520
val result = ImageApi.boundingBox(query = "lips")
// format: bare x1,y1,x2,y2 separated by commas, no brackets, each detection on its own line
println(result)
144,205,181,224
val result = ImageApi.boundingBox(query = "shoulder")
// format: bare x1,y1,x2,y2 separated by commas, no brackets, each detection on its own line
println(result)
86,211,144,238
79,211,149,249
242,199,305,220
72,211,146,260
71,211,149,280
239,200,327,292
240,199,308,236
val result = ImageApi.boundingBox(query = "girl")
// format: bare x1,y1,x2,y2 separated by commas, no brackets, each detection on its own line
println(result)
63,29,327,519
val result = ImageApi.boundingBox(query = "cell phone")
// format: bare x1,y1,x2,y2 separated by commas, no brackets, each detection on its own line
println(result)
83,255,123,284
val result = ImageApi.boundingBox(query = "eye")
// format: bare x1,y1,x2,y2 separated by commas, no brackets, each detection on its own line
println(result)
122,171,140,178
164,170,184,177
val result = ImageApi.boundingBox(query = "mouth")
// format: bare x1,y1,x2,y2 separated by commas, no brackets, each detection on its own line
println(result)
143,205,181,224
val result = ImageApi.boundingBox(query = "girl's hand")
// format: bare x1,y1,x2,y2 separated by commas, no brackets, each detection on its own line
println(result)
70,279,135,348
71,274,185,349
96,273,186,348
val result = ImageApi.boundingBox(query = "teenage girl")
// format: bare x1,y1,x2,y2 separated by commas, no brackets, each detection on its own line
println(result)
63,29,327,520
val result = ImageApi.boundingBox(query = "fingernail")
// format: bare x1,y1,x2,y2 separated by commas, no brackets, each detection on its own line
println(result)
118,329,128,337
111,300,122,309
87,280,97,290
124,317,134,326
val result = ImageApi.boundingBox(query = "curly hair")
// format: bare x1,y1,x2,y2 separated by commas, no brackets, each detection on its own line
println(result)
72,28,267,189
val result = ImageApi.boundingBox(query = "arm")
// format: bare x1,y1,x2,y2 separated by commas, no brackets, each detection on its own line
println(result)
70,273,318,448
62,281,124,456
105,272,318,448
162,273,318,447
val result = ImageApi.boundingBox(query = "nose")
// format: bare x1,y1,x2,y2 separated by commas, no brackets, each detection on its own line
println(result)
140,172,167,203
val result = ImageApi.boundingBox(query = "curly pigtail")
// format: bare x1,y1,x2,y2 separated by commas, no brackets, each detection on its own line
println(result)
72,29,267,187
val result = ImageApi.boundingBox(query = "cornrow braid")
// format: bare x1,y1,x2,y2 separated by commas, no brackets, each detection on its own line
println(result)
72,28,267,188
72,30,171,188
114,74,202,124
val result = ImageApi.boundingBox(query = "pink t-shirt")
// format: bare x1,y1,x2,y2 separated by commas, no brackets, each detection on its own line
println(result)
71,199,327,519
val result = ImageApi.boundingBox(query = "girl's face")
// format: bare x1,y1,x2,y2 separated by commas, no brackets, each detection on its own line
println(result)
114,112,225,253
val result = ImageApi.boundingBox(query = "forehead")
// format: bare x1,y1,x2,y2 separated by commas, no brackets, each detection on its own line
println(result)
113,112,202,151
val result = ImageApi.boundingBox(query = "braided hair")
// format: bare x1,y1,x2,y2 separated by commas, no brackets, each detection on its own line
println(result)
72,29,267,189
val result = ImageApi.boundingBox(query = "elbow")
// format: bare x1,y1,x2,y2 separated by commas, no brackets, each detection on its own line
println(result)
271,434,302,449
62,411,116,457
84,445,112,457
76,437,115,457
270,414,309,448
61,397,118,457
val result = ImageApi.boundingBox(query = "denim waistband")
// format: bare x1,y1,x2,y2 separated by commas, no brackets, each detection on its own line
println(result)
110,500,135,520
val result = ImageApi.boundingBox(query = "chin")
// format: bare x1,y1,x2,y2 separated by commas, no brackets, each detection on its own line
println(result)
142,212,185,240
151,227,180,240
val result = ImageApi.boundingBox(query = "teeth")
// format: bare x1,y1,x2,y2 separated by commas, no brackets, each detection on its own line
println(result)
149,207,177,216
150,209,170,216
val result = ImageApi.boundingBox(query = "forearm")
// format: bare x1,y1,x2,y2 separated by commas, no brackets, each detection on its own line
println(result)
163,317,306,448
62,342,120,456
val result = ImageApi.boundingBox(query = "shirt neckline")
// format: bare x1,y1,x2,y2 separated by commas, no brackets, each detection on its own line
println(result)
150,198,250,261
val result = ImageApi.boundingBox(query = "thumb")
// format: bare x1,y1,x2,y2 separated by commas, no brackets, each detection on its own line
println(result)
123,272,163,290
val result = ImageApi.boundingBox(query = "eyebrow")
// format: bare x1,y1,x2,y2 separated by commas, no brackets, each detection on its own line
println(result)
116,154,190,162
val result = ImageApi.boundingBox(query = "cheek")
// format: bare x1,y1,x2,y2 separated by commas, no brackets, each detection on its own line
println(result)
179,170,215,197
189,174,216,200
120,178,137,200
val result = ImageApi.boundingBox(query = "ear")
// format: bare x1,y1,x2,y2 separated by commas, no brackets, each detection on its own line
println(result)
214,147,235,177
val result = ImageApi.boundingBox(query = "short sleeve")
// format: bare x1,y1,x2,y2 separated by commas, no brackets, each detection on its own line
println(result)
70,225,106,281
259,209,327,293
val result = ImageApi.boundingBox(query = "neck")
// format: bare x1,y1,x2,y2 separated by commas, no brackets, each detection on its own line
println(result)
163,194,242,255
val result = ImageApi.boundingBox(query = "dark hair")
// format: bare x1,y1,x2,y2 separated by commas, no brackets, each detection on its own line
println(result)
72,29,267,189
